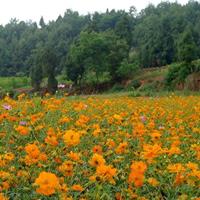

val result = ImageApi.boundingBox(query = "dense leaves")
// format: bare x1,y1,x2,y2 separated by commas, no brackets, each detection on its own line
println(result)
0,1,200,86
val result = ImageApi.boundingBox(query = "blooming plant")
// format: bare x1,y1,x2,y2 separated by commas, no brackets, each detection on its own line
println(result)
0,94,199,199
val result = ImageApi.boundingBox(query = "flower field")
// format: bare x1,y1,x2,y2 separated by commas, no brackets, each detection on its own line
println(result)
0,94,200,199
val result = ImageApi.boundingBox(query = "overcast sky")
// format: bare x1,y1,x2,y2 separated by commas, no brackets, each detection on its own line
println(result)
0,0,189,25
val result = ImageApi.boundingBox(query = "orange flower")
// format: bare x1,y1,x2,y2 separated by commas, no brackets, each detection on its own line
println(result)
142,144,162,163
151,131,161,140
75,115,89,127
59,117,70,124
115,192,123,200
174,173,185,186
63,130,80,146
34,172,59,196
92,145,103,154
67,151,81,162
96,164,117,183
130,161,147,174
25,144,40,159
15,125,29,135
89,154,105,167
115,142,128,154
128,172,144,187
58,161,73,177
1,182,10,190
147,178,159,187
24,144,47,165
0,193,8,200
45,135,58,146
167,163,185,174
128,161,147,187
106,139,116,149
71,184,84,192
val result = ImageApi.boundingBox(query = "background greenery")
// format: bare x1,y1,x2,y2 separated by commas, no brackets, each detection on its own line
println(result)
0,1,200,93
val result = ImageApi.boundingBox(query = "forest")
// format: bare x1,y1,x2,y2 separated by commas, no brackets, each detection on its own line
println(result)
1,2,200,199
0,1,200,93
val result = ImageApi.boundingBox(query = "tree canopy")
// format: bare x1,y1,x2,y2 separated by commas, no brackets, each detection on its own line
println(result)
0,1,200,88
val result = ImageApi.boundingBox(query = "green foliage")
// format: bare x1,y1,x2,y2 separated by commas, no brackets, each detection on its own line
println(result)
138,81,160,92
177,27,199,63
0,2,200,90
129,79,141,89
109,84,125,93
30,48,44,91
117,59,139,79
66,30,129,84
165,62,195,89
0,77,30,91
30,46,58,93
47,74,58,94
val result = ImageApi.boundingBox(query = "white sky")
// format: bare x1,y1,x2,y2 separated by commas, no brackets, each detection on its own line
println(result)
0,0,189,25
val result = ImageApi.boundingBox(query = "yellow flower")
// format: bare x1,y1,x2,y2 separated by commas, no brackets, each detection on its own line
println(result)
34,172,60,196
147,178,159,187
63,130,80,146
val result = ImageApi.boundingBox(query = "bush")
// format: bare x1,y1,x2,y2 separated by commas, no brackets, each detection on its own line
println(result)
138,81,159,92
109,84,124,92
130,79,141,89
165,62,193,89
117,59,139,79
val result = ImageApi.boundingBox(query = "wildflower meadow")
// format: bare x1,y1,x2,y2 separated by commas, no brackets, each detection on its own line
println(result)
0,94,200,199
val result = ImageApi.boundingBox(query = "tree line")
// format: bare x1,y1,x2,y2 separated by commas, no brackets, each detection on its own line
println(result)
0,1,200,93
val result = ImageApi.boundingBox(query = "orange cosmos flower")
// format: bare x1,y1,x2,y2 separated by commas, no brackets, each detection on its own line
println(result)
59,117,70,124
89,154,106,167
63,130,80,147
0,193,8,200
115,142,128,154
106,139,116,149
142,144,162,163
92,145,103,154
128,161,147,187
167,163,185,174
15,125,29,135
25,144,40,159
75,115,89,126
130,161,147,174
67,151,81,162
96,164,117,184
71,184,84,192
147,178,159,187
58,161,73,177
174,173,185,186
128,172,144,187
45,135,58,146
34,172,59,196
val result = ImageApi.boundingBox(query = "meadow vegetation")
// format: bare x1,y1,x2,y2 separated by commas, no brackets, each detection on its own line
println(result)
0,94,199,199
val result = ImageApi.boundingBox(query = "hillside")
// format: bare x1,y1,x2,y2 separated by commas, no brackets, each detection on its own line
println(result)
0,1,200,94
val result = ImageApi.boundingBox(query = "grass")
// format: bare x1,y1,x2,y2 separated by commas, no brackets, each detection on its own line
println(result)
0,77,31,91
133,67,169,82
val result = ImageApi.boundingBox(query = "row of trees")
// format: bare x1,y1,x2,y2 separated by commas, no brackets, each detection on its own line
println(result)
0,1,200,92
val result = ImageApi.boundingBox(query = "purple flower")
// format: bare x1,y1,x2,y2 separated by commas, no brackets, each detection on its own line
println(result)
140,116,146,123
19,121,27,125
2,104,12,110
58,84,65,89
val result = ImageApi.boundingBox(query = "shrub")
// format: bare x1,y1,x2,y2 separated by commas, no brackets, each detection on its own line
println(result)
130,80,141,89
165,62,193,89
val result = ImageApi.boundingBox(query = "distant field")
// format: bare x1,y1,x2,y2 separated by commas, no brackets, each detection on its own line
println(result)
0,77,31,91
